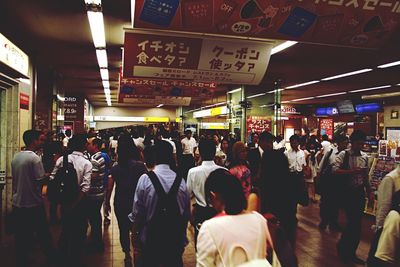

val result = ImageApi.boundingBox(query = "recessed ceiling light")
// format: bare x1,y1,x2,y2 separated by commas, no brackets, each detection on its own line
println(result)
266,88,285,93
156,104,164,108
362,91,400,99
96,49,108,68
291,97,316,102
228,88,241,94
102,80,110,88
315,92,347,98
271,41,298,55
321,68,372,81
349,85,391,93
247,93,266,99
100,68,109,80
377,61,400,69
87,11,106,48
285,80,320,89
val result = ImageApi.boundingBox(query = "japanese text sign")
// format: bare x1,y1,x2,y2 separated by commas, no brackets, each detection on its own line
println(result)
134,0,400,48
64,96,85,133
123,31,272,85
19,93,29,110
246,116,272,134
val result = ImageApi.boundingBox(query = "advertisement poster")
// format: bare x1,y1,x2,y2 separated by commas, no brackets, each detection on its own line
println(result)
123,32,272,85
134,0,400,48
379,140,388,157
64,96,84,133
319,118,334,140
19,93,29,110
370,157,396,193
386,127,400,160
246,116,272,134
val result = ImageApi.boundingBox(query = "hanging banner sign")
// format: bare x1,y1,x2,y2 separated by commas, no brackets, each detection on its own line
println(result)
246,116,272,134
121,95,192,106
123,32,272,85
0,33,29,77
134,0,400,48
319,118,334,140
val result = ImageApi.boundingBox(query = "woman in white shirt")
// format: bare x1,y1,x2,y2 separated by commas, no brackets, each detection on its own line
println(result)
197,169,273,267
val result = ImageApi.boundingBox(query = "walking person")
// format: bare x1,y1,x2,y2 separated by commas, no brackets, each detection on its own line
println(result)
181,129,197,180
129,140,190,267
332,130,373,264
229,141,252,199
107,134,147,265
11,130,54,267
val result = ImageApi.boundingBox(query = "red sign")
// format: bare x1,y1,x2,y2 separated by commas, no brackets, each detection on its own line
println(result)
134,0,400,48
319,118,334,140
247,116,272,134
123,32,272,85
19,93,29,110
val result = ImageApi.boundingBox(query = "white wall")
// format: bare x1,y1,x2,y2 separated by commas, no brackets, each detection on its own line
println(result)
93,106,177,130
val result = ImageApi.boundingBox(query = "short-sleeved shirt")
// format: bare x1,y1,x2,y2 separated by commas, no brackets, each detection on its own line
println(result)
181,137,197,155
332,149,369,187
11,151,45,208
375,210,400,264
285,148,306,173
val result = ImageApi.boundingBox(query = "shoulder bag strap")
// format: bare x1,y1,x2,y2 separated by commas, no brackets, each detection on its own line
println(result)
168,175,182,197
147,171,166,198
321,149,334,174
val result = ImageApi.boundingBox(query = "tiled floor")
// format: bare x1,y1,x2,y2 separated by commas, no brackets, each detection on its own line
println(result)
0,201,374,267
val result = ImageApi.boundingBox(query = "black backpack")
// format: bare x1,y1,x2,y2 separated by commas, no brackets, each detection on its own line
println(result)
145,171,185,250
47,152,80,204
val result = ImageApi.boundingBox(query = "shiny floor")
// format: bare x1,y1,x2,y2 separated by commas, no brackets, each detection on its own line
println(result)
0,201,374,267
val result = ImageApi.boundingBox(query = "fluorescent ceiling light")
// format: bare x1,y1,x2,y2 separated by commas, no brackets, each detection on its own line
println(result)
102,80,110,88
266,88,284,93
285,80,320,89
363,91,400,99
377,61,400,69
131,0,136,28
156,104,164,108
349,85,391,93
316,92,347,98
281,100,291,103
321,68,372,81
271,41,298,55
96,49,108,68
228,88,241,94
260,104,274,108
85,0,102,5
100,68,109,80
104,88,110,94
247,93,266,99
17,78,31,85
291,97,315,102
87,11,106,48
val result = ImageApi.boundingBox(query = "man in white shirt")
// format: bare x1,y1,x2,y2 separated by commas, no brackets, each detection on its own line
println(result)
187,139,226,243
51,134,92,265
321,134,332,154
181,130,197,180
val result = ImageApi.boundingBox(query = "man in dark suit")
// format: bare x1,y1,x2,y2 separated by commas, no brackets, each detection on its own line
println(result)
247,131,275,185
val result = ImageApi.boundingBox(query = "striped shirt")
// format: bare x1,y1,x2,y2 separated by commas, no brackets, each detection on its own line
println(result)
88,151,106,199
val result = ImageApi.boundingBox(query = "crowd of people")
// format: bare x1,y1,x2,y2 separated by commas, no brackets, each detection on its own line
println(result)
9,125,400,267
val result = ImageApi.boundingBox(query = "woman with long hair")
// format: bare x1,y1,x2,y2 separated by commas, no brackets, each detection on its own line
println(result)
196,169,273,267
107,134,147,264
229,141,252,199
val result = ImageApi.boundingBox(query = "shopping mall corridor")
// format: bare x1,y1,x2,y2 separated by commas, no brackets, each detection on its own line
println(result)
0,201,374,267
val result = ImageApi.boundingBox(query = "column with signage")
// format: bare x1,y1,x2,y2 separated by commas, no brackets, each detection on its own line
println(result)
273,80,282,136
64,95,85,133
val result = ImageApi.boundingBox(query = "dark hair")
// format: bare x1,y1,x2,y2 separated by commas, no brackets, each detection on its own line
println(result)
205,169,247,215
185,129,192,135
154,140,173,165
334,134,349,144
350,130,366,143
199,139,216,161
92,138,103,150
68,134,87,151
259,131,275,142
289,134,300,142
23,129,42,147
117,134,140,166
322,134,329,141
143,145,156,169
65,129,72,137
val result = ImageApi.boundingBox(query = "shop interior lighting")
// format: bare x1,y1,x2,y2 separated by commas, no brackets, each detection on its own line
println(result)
377,61,400,69
349,85,392,93
316,92,347,98
228,88,241,94
96,49,108,68
266,88,284,94
271,41,298,55
100,68,109,80
87,11,106,48
156,104,164,108
285,80,320,89
291,97,316,102
247,93,266,99
321,68,372,81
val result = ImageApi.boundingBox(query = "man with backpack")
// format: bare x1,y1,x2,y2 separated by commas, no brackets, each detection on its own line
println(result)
129,140,190,267
50,134,92,266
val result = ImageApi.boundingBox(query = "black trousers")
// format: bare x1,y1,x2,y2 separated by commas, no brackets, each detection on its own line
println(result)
319,182,340,227
181,154,195,180
337,186,365,258
86,198,104,245
13,205,54,267
114,204,132,253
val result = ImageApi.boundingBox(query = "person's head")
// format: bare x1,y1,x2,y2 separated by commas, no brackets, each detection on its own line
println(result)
322,134,329,141
87,137,103,154
231,141,247,166
154,140,173,165
117,134,140,165
143,145,156,170
258,131,275,151
213,134,220,145
251,132,259,144
221,139,230,152
185,129,192,139
131,129,139,139
205,169,247,214
334,135,349,151
23,129,44,150
65,129,72,138
199,139,216,161
350,130,366,153
391,190,400,213
289,135,300,151
68,134,88,152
